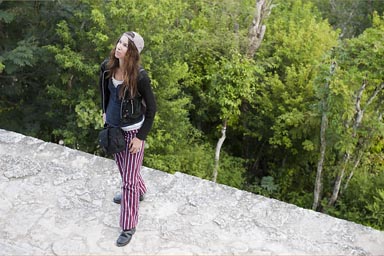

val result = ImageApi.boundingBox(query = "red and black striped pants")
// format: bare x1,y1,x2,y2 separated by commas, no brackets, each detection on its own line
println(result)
114,129,146,231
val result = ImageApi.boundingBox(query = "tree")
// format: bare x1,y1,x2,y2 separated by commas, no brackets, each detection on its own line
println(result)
0,1,75,141
325,13,384,206
309,0,384,38
242,0,338,205
212,0,273,183
312,58,337,210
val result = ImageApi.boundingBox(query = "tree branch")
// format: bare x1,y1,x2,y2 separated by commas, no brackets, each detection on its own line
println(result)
213,120,227,183
329,82,384,206
353,78,367,136
353,81,384,136
364,82,384,110
246,0,273,58
313,60,336,211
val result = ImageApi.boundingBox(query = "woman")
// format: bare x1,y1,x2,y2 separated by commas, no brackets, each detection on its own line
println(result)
99,31,156,247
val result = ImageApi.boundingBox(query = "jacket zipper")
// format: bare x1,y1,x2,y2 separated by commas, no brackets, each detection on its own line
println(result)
101,70,108,113
131,99,134,114
117,68,145,121
120,87,128,120
120,99,134,120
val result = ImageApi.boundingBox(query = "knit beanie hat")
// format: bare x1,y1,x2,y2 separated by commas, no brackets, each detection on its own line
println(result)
124,31,144,53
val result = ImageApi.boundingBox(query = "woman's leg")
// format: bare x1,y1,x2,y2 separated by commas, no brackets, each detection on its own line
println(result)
138,169,147,197
114,130,145,230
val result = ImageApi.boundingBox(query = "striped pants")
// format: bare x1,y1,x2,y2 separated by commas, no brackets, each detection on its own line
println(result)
114,129,146,230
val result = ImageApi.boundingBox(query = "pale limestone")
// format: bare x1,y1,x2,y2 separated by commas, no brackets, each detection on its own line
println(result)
0,129,384,255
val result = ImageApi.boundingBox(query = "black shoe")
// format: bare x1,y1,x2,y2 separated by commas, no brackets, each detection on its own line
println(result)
116,228,136,247
113,193,121,204
113,193,145,204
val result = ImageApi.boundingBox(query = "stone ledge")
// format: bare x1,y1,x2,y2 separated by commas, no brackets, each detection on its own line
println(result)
0,129,383,255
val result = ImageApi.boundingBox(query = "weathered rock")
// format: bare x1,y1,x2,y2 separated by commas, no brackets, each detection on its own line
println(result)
0,129,383,255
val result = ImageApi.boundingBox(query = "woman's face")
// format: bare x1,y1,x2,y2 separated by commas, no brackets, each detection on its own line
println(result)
115,35,129,60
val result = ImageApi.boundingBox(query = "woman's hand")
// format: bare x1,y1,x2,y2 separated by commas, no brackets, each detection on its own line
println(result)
129,137,143,154
102,113,106,124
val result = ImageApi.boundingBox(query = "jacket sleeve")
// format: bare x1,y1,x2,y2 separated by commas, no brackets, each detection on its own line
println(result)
136,69,157,140
99,59,109,113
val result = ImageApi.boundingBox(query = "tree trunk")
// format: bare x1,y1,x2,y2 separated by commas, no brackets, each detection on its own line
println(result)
343,153,361,191
328,153,350,206
214,0,273,183
246,0,272,58
343,109,383,192
352,79,367,136
328,80,367,206
313,109,328,210
312,60,336,211
213,120,227,183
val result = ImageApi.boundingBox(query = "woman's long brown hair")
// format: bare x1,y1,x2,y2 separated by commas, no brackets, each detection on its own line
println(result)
107,38,140,99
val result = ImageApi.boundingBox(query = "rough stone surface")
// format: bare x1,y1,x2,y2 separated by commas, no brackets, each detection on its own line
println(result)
0,128,384,255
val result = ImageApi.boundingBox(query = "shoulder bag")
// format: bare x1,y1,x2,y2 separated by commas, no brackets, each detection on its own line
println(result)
98,125,125,154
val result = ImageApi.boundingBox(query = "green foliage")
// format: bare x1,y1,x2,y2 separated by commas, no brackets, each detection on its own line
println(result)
205,53,257,125
239,0,339,188
215,152,247,189
260,176,279,193
75,89,103,129
319,12,384,207
252,0,338,157
0,9,14,23
0,1,70,140
145,142,214,178
1,39,40,74
366,189,384,228
309,0,384,38
246,176,280,199
324,170,384,230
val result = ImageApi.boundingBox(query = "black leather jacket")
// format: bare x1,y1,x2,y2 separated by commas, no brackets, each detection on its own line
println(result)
99,59,156,140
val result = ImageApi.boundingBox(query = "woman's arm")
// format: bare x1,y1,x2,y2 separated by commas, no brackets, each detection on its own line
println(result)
136,69,156,140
